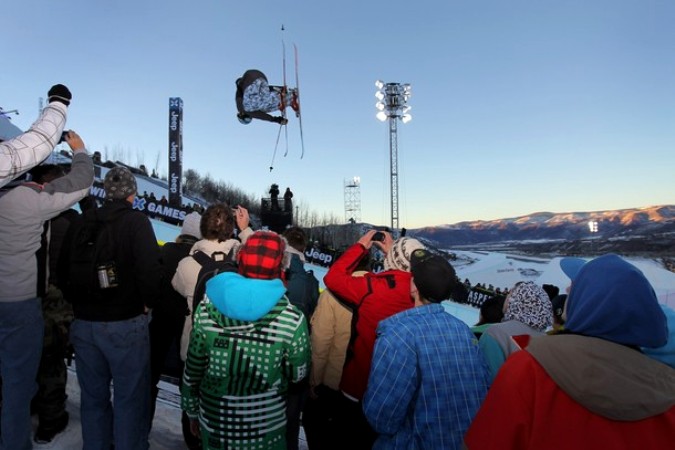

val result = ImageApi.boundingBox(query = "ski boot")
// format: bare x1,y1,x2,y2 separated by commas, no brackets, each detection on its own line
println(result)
289,88,300,116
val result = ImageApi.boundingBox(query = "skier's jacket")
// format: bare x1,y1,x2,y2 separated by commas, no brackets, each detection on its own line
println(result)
323,243,414,400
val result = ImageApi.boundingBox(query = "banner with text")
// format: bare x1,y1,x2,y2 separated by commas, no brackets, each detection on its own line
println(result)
89,182,190,225
168,97,183,207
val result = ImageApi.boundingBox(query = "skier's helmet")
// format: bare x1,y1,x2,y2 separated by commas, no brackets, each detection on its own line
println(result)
237,112,252,125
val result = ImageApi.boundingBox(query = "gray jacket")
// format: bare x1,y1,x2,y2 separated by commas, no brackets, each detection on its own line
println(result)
0,151,94,302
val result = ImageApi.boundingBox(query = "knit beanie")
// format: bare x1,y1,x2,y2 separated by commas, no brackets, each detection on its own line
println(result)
238,231,286,280
383,237,425,272
180,212,202,239
503,281,553,332
104,167,137,200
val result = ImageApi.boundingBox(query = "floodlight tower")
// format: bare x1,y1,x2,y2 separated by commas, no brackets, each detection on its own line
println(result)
375,81,412,230
344,176,361,223
588,219,599,254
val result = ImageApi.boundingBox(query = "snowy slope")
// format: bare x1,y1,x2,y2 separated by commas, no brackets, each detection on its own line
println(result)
155,219,675,309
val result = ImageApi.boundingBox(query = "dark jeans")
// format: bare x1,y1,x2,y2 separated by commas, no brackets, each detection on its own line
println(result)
286,378,309,450
302,385,342,450
0,298,43,450
334,393,377,450
71,315,151,450
148,308,185,426
149,309,200,448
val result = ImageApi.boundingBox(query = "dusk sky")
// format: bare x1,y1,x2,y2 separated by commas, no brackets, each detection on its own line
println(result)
3,0,674,228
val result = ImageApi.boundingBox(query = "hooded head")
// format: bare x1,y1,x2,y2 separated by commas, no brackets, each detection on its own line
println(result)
502,281,553,332
642,304,675,368
383,237,425,272
565,254,667,348
180,211,202,239
237,231,286,280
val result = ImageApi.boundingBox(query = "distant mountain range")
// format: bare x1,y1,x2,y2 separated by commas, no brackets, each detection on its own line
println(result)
411,205,675,250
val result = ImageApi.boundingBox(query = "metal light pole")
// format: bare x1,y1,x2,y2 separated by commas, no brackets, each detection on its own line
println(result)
588,220,599,255
375,81,412,231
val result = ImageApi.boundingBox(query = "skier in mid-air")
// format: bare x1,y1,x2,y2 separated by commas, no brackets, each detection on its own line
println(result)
235,69,298,125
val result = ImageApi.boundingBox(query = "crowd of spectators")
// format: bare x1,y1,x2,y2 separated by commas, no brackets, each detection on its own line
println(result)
1,84,673,450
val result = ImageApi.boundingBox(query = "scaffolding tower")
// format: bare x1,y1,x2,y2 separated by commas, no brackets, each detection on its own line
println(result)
344,176,361,223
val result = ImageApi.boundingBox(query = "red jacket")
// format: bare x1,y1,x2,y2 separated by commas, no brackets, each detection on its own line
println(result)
464,335,675,450
324,243,413,400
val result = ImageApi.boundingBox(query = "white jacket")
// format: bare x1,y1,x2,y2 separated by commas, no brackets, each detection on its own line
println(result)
0,102,67,187
172,228,252,360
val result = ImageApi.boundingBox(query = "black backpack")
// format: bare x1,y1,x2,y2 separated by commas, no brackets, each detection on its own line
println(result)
191,249,237,312
64,208,123,302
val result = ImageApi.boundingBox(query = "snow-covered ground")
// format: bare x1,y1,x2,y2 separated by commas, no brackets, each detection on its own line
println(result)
37,367,188,449
447,249,675,309
43,367,309,449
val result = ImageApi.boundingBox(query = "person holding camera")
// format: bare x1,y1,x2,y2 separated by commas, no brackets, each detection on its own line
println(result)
0,84,73,188
323,230,425,450
0,129,93,450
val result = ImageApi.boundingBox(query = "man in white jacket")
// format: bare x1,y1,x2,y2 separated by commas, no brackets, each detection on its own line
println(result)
0,84,72,188
0,130,93,450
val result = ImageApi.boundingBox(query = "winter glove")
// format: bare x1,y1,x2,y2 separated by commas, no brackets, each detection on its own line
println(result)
48,84,72,106
274,116,288,125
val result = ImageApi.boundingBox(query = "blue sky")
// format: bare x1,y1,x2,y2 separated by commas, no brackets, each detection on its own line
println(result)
3,0,674,228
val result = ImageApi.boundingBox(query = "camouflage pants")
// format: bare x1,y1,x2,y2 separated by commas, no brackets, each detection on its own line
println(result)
33,285,73,425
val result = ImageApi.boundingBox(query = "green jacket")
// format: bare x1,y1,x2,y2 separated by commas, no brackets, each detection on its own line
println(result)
181,272,310,449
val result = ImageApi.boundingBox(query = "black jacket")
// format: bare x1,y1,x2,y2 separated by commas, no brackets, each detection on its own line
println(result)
60,199,161,321
154,236,197,318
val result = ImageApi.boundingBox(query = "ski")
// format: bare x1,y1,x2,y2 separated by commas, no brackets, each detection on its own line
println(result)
282,40,289,158
271,39,289,170
294,44,305,159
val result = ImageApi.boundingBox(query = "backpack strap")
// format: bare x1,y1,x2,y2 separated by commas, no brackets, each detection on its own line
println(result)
192,250,212,267
190,248,238,313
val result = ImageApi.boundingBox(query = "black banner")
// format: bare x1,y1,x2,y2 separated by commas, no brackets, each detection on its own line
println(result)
168,97,183,207
89,182,191,225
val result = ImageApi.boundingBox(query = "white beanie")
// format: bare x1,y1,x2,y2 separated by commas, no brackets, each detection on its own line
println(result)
180,212,202,239
383,237,425,272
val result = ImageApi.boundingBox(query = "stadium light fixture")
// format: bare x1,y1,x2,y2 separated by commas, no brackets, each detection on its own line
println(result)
374,81,412,230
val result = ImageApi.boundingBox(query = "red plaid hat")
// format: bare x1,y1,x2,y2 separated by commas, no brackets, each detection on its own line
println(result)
238,231,286,280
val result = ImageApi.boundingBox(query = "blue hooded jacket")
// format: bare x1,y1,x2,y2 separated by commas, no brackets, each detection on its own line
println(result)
205,271,286,321
565,254,668,348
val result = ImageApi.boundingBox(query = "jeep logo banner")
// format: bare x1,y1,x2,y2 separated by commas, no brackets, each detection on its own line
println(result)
304,248,335,266
168,97,183,207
